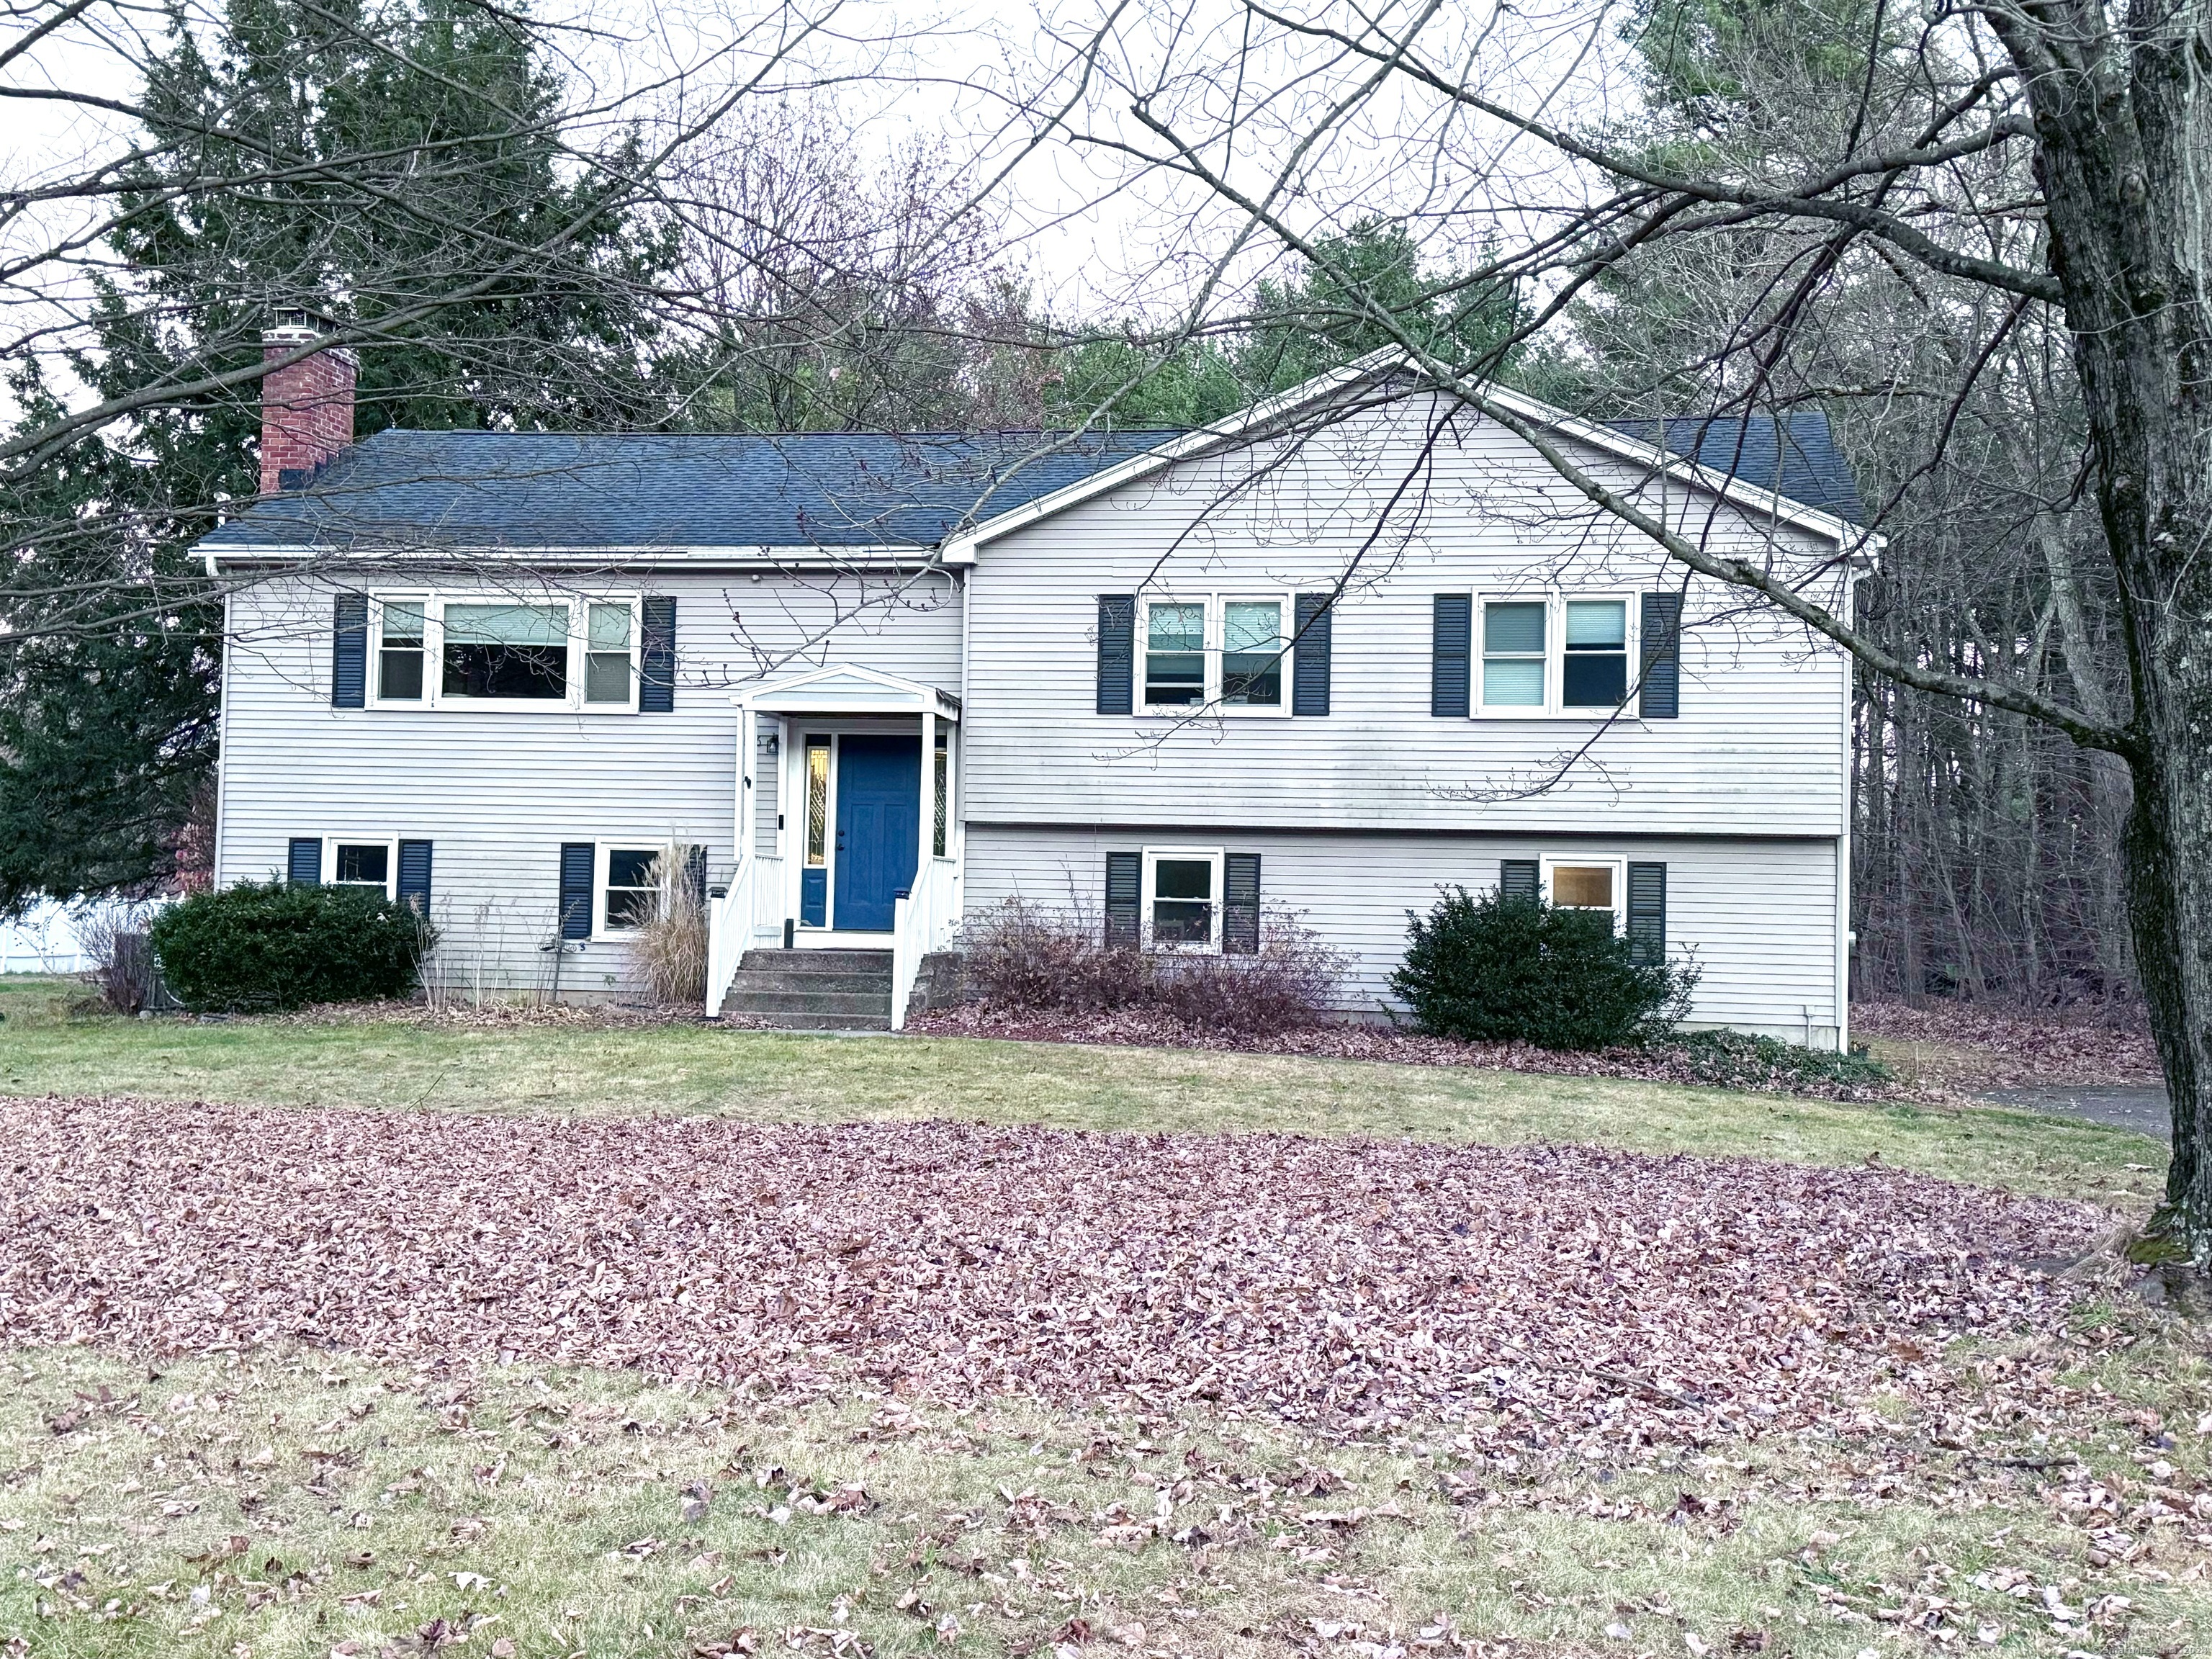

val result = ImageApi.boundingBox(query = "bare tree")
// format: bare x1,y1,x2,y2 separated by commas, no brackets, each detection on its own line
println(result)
1027,0,2212,1259
0,0,952,906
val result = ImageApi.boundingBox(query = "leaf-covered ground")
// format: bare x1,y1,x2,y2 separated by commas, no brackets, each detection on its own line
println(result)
2,1094,2111,1449
1851,1002,2163,1092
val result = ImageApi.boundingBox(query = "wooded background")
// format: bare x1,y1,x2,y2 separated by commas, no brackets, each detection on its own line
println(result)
0,0,2139,1012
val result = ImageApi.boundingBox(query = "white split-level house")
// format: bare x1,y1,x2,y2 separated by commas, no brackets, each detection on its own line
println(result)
201,333,1869,1043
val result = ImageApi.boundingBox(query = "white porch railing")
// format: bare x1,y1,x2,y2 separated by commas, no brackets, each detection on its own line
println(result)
889,854,962,1031
704,853,785,1017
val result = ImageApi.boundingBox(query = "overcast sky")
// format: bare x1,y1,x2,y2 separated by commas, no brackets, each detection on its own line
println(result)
1,0,1626,341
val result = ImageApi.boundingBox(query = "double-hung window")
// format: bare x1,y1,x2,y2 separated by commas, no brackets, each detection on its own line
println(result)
1475,593,1635,716
369,594,641,711
1141,595,1288,713
377,602,426,701
325,836,397,899
1562,601,1629,708
1143,846,1223,948
584,603,634,704
1145,601,1207,706
1542,855,1626,934
601,846,661,933
1480,601,1547,708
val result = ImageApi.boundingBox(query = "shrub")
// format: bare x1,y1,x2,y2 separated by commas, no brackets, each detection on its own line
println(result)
150,881,433,1012
961,898,1346,1033
1658,1029,1892,1090
71,901,168,1014
1390,886,1698,1049
630,850,709,1007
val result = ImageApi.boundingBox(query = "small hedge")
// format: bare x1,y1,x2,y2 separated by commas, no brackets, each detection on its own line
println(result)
1659,1029,1892,1091
149,881,433,1012
1391,886,1699,1049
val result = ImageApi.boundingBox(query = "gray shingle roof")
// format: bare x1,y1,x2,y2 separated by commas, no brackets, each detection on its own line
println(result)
200,408,1863,554
201,428,1181,552
1605,412,1866,525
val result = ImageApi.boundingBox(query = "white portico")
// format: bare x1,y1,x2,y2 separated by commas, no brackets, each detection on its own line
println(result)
708,664,963,1025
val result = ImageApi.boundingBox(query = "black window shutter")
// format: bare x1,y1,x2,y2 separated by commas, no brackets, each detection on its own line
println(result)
1096,595,1136,715
397,840,433,917
1627,862,1667,965
559,842,595,940
1292,593,1332,716
639,596,677,712
1500,858,1539,901
287,837,323,885
1223,853,1262,955
1639,591,1682,719
1104,850,1141,948
685,844,708,907
331,594,368,709
1431,593,1471,718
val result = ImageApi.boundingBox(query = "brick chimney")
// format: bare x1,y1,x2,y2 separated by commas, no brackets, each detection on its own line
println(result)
258,311,357,493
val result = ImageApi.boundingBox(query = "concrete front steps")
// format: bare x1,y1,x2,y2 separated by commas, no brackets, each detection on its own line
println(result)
716,948,894,1030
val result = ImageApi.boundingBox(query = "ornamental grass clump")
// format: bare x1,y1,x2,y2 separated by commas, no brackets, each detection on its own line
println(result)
149,880,433,1013
1392,886,1698,1050
629,850,709,1007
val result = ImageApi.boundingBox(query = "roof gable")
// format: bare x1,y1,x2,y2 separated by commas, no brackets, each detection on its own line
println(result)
943,356,1869,558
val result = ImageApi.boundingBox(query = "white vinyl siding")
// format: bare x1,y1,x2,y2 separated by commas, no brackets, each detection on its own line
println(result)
965,397,1849,836
963,825,1846,1047
217,567,961,997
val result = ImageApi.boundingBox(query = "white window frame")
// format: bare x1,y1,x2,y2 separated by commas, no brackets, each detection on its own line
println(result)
1141,844,1226,952
366,592,642,714
594,841,665,940
1138,593,1294,718
1471,590,1639,719
369,595,430,706
1540,854,1627,935
323,835,399,899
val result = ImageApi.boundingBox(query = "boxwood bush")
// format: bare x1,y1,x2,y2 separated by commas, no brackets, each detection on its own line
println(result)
1391,886,1698,1049
149,881,433,1012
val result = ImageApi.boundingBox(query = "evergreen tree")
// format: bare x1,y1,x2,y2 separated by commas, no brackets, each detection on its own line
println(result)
0,0,672,912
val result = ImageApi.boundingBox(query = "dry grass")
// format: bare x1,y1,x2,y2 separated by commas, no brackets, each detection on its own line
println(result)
3,1329,2209,1659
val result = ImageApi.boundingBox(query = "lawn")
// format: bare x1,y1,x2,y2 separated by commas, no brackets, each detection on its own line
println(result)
0,976,2167,1208
2,974,2205,1659
6,1335,2209,1659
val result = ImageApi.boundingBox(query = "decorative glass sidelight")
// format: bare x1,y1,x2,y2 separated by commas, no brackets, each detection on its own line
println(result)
804,738,831,868
933,731,949,858
801,735,832,928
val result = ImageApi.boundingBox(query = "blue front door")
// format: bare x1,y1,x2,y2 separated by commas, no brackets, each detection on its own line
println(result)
833,734,921,931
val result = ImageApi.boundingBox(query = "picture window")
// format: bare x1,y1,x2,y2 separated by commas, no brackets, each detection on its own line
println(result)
441,602,568,701
368,594,642,711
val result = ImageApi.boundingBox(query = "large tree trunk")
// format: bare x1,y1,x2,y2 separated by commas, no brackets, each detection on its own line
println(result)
2126,753,2210,1244
1990,0,2212,1255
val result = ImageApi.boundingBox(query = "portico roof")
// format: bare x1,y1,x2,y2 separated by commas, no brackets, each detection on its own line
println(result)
733,662,960,722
